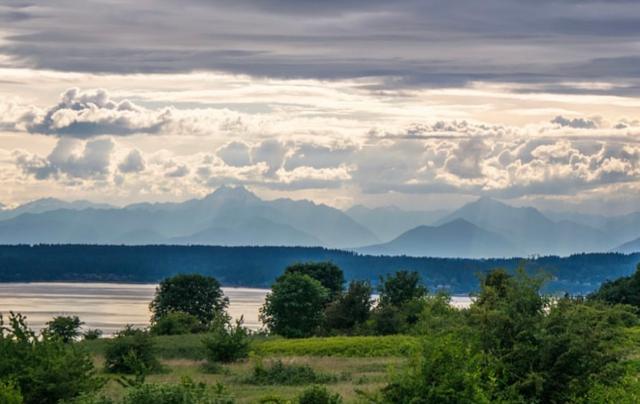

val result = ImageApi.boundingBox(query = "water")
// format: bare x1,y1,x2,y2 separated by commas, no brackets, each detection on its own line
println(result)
0,282,269,335
0,282,472,336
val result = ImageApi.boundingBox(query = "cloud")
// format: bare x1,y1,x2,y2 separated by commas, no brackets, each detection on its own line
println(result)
16,138,114,179
2,1,640,94
551,115,600,129
165,164,190,178
216,141,252,167
25,88,171,138
118,149,145,173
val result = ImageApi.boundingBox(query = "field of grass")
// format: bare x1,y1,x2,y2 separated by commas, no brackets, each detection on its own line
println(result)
81,334,413,402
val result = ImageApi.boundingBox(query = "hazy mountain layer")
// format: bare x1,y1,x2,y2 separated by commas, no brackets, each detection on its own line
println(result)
358,219,519,258
0,186,377,248
346,205,448,241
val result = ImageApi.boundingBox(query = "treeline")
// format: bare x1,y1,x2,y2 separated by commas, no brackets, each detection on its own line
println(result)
0,245,639,293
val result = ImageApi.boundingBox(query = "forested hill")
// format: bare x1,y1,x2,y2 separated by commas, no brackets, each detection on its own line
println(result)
0,245,638,294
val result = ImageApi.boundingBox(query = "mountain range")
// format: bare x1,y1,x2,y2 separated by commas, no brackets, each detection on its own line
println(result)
0,186,638,257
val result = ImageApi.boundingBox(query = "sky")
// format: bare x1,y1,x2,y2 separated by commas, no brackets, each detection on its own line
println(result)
0,0,639,214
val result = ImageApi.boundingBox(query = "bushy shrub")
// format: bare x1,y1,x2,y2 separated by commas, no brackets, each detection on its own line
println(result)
297,385,342,404
104,328,159,374
122,378,234,404
82,329,103,341
150,311,203,336
0,312,102,404
202,317,250,364
45,315,84,343
0,381,23,404
381,334,490,404
245,360,336,385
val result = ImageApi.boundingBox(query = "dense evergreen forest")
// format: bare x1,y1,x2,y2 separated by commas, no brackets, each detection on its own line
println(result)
0,245,638,293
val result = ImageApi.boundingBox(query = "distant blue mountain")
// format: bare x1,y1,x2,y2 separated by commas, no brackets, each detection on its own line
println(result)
615,237,640,254
0,186,377,247
346,205,448,241
435,197,612,256
358,218,519,258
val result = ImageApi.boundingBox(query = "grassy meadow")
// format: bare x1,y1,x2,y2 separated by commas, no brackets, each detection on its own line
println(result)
80,334,415,402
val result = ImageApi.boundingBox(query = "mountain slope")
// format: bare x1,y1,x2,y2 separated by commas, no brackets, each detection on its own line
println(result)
169,217,321,246
0,186,377,247
436,197,610,256
346,205,448,241
614,237,640,254
358,219,518,258
0,198,114,221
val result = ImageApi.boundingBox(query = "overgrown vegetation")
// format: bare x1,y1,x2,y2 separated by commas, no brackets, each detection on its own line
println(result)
203,317,251,364
245,360,337,386
3,260,640,402
104,328,160,374
0,312,102,404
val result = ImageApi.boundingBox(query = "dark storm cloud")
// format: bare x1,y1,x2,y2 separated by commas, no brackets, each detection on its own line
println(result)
2,1,640,93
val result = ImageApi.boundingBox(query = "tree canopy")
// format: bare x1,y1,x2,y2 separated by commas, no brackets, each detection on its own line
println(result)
149,274,228,325
260,272,329,338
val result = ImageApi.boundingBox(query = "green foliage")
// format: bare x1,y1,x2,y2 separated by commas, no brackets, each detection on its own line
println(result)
535,298,637,403
297,385,342,404
245,360,337,385
282,262,345,300
381,334,490,404
45,315,84,343
370,297,425,335
324,280,373,332
254,335,419,357
414,291,466,335
104,328,160,374
121,378,234,404
369,271,428,335
150,311,204,336
0,381,23,404
377,270,427,308
0,312,102,404
379,268,640,403
203,317,250,364
589,263,640,307
150,274,228,325
83,329,103,340
260,273,329,338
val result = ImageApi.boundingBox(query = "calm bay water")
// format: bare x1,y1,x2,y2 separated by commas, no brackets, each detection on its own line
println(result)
0,282,472,335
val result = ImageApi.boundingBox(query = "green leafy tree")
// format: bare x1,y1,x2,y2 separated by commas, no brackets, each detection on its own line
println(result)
45,315,84,343
150,274,228,325
0,312,102,404
260,272,329,338
324,280,373,332
371,271,428,335
282,262,344,299
377,270,427,308
589,263,640,307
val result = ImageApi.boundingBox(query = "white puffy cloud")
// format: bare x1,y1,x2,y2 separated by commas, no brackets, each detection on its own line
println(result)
24,88,172,138
16,138,115,179
216,141,252,167
118,149,145,173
